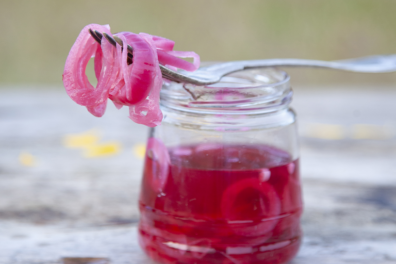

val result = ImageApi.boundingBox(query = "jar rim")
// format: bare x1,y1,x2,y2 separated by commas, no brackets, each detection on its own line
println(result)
160,68,292,115
197,69,290,90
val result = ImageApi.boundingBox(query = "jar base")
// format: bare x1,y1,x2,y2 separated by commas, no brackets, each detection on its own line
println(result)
138,228,301,264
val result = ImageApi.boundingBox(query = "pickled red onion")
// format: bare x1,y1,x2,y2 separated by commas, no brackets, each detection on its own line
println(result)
221,178,281,237
62,24,200,127
145,137,170,192
127,32,163,127
140,33,200,72
151,35,175,51
62,24,114,117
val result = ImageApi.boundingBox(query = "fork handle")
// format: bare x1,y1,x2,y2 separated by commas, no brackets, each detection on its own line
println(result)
200,55,396,76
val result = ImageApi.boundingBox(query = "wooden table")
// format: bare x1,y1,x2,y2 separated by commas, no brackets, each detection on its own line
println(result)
0,86,395,264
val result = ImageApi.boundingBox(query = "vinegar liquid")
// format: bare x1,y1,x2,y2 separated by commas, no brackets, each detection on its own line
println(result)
139,141,303,264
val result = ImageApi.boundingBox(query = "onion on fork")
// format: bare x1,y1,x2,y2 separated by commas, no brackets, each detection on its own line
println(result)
62,23,200,127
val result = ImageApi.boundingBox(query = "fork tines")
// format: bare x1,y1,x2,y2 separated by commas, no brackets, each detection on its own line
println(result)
89,29,133,64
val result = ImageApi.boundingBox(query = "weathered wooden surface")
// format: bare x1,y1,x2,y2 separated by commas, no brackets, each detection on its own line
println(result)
0,86,396,264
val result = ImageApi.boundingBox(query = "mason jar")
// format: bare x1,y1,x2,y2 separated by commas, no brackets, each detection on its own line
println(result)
138,68,303,264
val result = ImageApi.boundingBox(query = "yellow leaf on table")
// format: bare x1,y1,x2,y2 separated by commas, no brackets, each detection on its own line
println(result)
19,152,36,167
84,142,121,157
306,123,345,140
64,130,100,148
351,124,393,140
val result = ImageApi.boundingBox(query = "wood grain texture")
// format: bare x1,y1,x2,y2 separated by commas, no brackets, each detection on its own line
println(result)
0,86,395,263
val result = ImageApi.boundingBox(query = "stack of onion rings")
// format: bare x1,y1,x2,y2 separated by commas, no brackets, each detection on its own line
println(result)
63,24,200,127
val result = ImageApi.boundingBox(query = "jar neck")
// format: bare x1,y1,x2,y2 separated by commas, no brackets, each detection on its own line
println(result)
160,68,294,129
161,106,296,131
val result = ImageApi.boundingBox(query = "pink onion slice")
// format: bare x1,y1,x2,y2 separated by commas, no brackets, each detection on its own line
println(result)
63,24,115,117
151,35,175,51
221,178,281,237
145,137,170,192
157,50,199,72
86,36,119,117
107,39,126,109
93,45,103,80
163,50,200,71
117,32,158,105
142,33,200,72
128,33,163,127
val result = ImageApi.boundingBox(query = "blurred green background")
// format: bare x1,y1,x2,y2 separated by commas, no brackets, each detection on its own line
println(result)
1,0,396,86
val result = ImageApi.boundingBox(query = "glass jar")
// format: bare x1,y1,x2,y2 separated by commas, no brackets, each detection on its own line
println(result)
138,68,303,264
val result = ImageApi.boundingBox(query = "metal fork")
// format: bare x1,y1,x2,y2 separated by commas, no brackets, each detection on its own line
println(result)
89,29,396,86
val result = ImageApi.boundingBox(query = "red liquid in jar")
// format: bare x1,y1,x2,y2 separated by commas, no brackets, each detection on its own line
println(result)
139,141,303,264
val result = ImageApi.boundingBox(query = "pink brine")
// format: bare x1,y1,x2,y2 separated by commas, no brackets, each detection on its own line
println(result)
139,142,303,264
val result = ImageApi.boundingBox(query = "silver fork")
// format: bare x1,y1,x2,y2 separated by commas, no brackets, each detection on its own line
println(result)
90,29,396,86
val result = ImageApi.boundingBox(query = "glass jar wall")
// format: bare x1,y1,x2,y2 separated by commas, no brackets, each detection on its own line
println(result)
138,69,303,264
